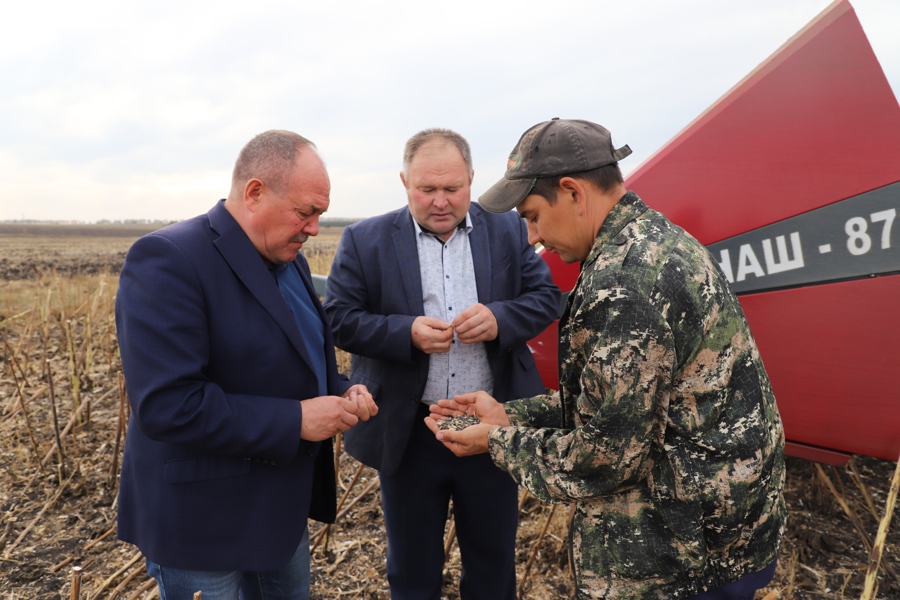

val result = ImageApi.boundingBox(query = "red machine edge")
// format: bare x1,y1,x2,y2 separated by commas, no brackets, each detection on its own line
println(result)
528,0,900,466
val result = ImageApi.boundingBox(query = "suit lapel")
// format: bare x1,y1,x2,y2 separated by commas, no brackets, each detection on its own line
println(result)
467,206,492,303
393,209,425,315
207,202,318,374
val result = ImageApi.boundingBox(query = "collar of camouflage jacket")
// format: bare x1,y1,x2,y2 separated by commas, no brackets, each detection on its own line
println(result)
582,190,649,270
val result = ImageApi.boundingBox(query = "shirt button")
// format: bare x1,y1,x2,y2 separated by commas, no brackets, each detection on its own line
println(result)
614,235,627,245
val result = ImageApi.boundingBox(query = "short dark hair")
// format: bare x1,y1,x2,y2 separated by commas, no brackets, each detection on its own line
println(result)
403,128,473,177
530,163,624,203
231,130,316,196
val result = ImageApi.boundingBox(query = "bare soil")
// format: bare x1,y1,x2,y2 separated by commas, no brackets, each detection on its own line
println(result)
1,225,898,599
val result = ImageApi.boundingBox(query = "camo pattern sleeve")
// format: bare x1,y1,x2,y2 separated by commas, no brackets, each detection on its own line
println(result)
502,389,569,430
488,246,676,504
487,192,786,598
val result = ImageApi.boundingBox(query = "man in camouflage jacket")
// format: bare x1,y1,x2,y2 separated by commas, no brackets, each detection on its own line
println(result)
425,119,787,600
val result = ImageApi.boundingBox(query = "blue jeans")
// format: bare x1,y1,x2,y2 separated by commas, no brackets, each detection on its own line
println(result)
146,528,310,600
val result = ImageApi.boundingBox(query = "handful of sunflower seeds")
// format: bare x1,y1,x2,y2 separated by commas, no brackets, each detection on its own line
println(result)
436,414,481,431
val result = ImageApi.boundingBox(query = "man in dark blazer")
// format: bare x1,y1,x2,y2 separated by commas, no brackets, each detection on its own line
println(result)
323,128,559,600
115,130,377,600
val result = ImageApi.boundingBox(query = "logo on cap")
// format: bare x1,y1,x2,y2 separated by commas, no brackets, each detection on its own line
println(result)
507,154,521,171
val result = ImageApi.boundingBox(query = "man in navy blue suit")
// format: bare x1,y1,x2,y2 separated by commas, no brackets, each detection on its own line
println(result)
323,128,559,600
115,130,378,600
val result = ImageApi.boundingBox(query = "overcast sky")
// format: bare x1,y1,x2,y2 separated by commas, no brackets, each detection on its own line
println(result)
2,0,898,222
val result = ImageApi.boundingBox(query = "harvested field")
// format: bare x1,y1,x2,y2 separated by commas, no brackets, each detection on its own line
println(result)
0,224,898,599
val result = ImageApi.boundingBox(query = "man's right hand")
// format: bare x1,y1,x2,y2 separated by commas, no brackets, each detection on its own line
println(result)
299,395,368,441
411,316,454,354
430,391,511,427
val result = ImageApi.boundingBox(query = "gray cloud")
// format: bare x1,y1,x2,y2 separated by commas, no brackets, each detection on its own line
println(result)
1,0,898,221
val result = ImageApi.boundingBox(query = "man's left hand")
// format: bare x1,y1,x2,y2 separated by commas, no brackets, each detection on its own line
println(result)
424,415,493,456
451,303,498,344
343,384,378,421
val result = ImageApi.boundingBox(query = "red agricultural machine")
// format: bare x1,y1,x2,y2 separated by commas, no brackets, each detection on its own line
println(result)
527,0,900,466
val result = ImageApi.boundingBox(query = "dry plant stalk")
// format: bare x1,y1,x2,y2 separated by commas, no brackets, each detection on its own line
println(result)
0,384,49,423
40,285,53,340
443,518,457,565
65,319,83,420
104,562,150,600
123,578,157,600
47,358,68,480
518,503,558,599
1,327,28,390
815,464,900,586
71,565,83,600
83,279,107,379
848,457,883,524
5,466,79,556
0,521,13,555
861,452,900,600
82,524,117,552
108,371,127,489
9,359,45,472
312,461,367,552
16,297,39,378
333,432,342,478
86,549,143,600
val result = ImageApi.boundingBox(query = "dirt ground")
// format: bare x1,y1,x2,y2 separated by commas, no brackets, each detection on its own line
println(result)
0,225,898,599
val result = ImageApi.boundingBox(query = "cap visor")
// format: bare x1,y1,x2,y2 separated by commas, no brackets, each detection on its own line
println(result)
478,176,536,213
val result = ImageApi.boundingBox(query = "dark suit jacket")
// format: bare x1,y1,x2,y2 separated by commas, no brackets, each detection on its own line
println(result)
115,200,347,571
323,203,559,476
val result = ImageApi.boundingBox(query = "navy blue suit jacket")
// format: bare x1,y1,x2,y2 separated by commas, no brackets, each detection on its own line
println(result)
323,203,559,475
115,200,347,571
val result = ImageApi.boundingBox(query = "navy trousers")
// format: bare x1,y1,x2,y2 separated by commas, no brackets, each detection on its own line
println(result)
379,404,518,600
684,560,777,600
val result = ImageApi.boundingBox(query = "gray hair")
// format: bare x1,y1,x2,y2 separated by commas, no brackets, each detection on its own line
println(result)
402,128,473,177
231,130,316,196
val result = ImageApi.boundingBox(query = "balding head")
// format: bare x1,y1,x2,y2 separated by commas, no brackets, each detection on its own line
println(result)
229,130,317,200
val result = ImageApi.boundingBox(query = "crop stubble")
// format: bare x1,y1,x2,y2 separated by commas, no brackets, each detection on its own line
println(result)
0,224,897,599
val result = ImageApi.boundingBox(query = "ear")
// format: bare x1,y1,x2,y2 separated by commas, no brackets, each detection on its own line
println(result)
399,171,408,188
558,177,587,207
243,178,265,211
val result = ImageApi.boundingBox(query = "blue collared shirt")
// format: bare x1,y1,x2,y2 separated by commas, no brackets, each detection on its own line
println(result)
412,211,494,403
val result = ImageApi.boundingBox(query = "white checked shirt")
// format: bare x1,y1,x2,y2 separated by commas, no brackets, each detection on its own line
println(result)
413,212,494,404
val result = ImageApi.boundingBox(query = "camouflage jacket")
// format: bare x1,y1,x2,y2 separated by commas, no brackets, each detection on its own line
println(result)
488,192,787,599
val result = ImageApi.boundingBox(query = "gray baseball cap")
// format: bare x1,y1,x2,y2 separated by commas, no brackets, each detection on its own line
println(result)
479,118,632,213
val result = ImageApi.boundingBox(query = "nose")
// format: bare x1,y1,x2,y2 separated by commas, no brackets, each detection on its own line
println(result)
303,215,320,237
526,222,542,247
433,192,449,208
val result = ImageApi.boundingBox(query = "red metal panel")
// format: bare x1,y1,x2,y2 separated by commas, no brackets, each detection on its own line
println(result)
528,1,900,462
626,0,900,245
529,318,559,392
741,275,900,462
784,442,850,467
538,247,580,293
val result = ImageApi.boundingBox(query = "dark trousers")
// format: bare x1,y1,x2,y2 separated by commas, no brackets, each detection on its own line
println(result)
379,404,518,600
683,560,777,600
